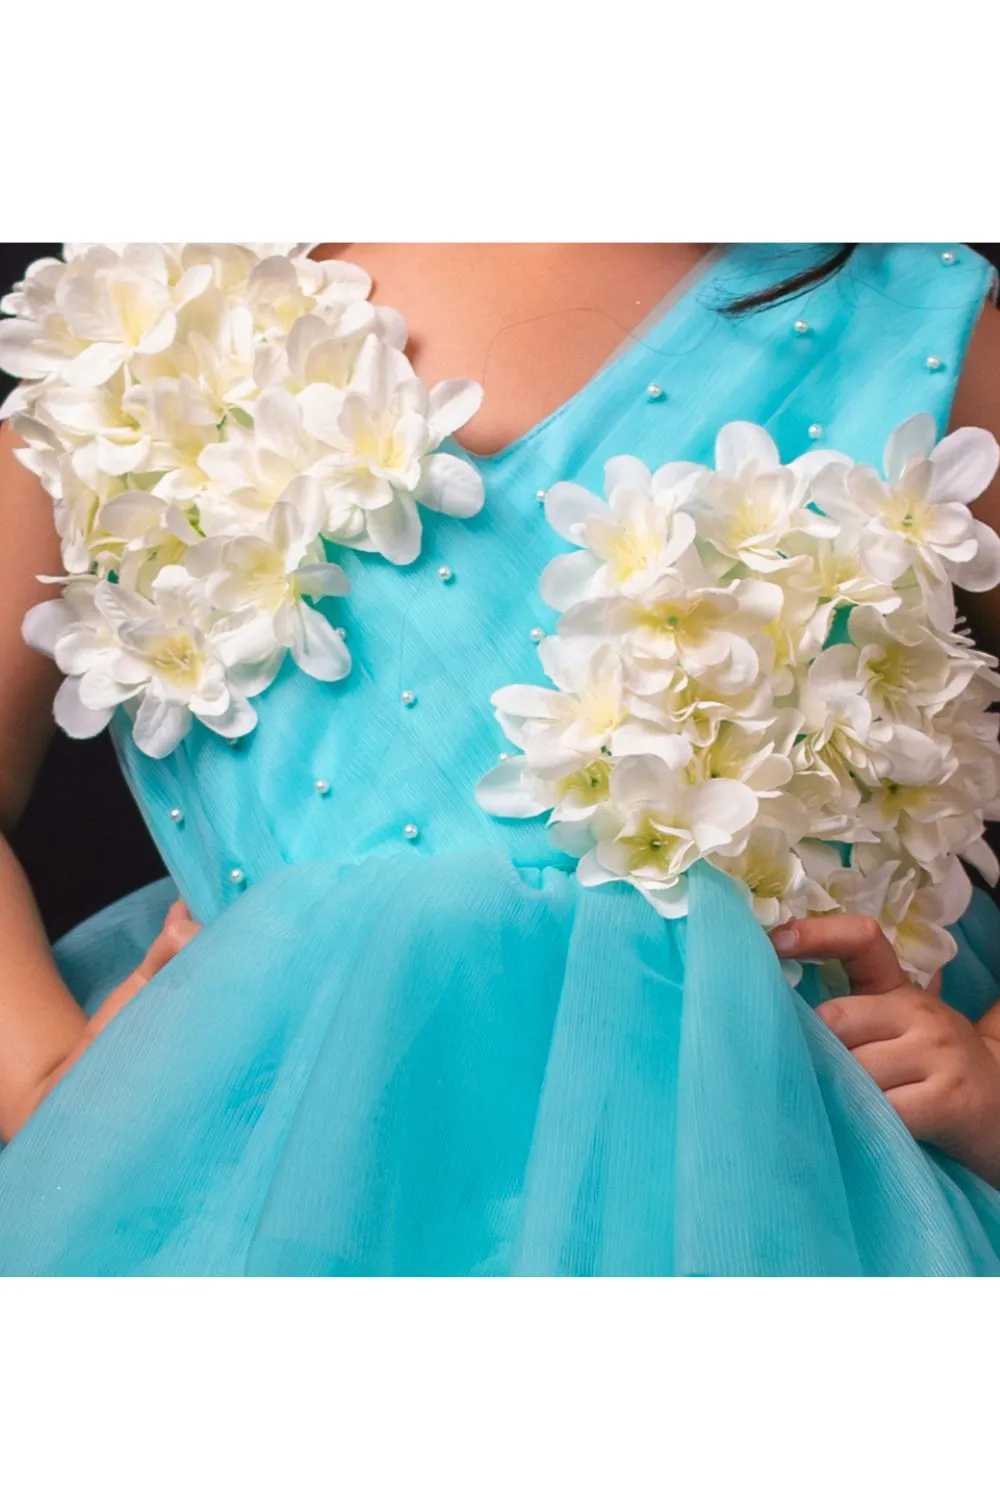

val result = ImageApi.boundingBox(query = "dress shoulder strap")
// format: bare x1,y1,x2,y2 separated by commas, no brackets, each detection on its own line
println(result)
702,244,998,465
825,244,996,443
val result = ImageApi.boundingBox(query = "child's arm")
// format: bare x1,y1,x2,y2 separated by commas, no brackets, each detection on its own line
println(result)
0,423,198,1140
0,831,198,1139
0,831,95,1140
0,420,84,1137
772,915,1000,1187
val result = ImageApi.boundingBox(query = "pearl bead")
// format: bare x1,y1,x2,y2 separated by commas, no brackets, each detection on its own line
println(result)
793,319,810,336
229,867,245,886
168,807,183,824
536,488,548,503
314,779,330,796
499,751,511,761
401,689,416,707
530,627,545,643
437,565,453,583
336,626,347,639
926,355,943,371
808,423,824,440
402,823,420,841
646,383,665,401
941,250,957,266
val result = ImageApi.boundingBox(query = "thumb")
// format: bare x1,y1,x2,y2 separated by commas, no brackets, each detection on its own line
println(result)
136,899,202,981
771,914,906,995
87,900,202,1042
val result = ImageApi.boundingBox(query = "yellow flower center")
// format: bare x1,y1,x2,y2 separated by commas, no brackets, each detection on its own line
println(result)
885,490,934,542
556,760,611,804
600,521,658,583
112,277,160,349
620,815,687,876
150,632,203,688
354,418,406,473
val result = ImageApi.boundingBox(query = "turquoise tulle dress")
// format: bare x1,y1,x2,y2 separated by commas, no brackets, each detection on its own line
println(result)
5,242,1000,1276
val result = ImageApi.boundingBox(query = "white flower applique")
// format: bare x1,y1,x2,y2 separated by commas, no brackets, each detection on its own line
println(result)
476,417,1000,982
1,242,486,758
811,412,1000,630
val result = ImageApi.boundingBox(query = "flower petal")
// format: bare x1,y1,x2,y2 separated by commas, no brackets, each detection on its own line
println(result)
22,597,75,656
53,675,115,738
291,562,351,600
947,519,1000,592
927,427,1000,504
474,758,550,817
427,379,483,439
491,684,567,719
413,452,484,517
289,604,352,682
543,481,606,541
539,550,601,610
132,693,190,758
198,693,259,739
715,421,779,476
365,493,423,565
883,413,936,483
604,455,651,492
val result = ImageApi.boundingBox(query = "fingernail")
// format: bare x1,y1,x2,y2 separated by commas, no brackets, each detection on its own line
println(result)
772,928,798,956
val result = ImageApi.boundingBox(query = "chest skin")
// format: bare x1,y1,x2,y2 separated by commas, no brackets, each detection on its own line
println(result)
314,242,713,459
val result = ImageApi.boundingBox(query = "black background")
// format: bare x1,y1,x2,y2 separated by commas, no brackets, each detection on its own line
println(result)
4,242,1000,940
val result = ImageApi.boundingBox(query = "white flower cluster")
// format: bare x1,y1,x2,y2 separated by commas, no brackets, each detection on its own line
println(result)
476,419,1000,983
1,243,485,756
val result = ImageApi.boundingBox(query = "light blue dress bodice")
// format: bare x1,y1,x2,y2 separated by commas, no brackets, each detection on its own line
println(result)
114,243,997,924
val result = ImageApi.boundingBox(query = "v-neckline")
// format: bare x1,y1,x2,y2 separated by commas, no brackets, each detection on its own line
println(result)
448,243,729,468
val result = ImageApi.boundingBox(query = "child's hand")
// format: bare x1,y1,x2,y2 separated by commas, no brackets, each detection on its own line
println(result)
6,899,201,1139
772,914,1000,1188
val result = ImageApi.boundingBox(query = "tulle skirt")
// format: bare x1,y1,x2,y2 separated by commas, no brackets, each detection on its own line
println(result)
3,853,1000,1275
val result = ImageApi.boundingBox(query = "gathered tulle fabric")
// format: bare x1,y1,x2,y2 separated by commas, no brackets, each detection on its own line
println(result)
0,859,997,1275
4,243,1000,1276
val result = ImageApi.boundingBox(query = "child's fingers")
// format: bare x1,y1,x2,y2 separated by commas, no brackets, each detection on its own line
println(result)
17,900,206,1126
87,902,202,1042
882,1081,942,1142
137,901,202,980
848,1038,929,1092
815,990,919,1048
772,914,906,995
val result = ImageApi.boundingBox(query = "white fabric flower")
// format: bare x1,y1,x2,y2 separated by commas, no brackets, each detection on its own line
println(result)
570,756,759,918
55,245,211,387
298,335,485,564
490,636,690,774
812,413,1000,629
98,488,200,594
711,826,838,929
692,421,844,574
477,414,1000,939
539,456,701,610
847,603,984,721
2,243,490,758
188,497,351,683
133,286,257,420
33,380,153,486
22,579,124,739
474,751,614,824
198,386,340,536
827,846,973,985
24,568,279,757
562,557,782,696
246,253,372,341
